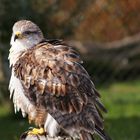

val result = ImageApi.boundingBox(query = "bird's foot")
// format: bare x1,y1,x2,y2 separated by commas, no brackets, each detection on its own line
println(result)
28,127,45,135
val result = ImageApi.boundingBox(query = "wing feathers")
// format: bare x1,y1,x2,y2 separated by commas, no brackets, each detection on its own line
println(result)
13,41,107,137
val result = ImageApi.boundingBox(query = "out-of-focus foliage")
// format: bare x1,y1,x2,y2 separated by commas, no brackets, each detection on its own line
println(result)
0,0,140,42
0,0,92,41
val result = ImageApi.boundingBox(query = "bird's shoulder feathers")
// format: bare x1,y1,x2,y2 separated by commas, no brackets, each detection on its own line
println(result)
13,40,107,134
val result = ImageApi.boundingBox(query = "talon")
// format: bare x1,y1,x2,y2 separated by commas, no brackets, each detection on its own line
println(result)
28,128,45,135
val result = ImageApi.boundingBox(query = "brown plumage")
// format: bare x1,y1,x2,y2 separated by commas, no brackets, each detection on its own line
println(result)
14,40,108,137
9,20,111,140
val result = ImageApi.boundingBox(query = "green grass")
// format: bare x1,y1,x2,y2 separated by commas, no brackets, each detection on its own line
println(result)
0,80,140,140
99,80,140,140
0,103,29,140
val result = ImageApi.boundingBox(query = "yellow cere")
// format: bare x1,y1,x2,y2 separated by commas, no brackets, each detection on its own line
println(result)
15,31,22,36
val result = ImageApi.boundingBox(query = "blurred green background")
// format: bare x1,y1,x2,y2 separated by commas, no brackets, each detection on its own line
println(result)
0,0,140,140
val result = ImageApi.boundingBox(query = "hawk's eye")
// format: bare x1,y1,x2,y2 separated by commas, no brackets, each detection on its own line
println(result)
24,31,38,35
24,31,32,35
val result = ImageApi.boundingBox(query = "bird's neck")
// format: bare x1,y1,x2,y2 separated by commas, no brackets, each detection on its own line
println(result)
8,41,27,67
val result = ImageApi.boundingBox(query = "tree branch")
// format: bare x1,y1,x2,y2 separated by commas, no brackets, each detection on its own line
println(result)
24,135,74,140
20,133,77,140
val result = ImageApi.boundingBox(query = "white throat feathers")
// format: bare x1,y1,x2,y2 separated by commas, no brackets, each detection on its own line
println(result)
8,34,27,67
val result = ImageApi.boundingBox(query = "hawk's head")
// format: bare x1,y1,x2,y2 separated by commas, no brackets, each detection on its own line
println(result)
11,20,44,49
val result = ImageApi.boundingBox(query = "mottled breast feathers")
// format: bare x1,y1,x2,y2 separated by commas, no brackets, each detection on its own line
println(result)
13,41,104,116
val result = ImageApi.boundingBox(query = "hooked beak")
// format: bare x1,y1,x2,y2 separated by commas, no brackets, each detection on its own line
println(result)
14,31,23,41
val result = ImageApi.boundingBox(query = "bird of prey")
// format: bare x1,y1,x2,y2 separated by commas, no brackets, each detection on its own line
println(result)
8,20,111,140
